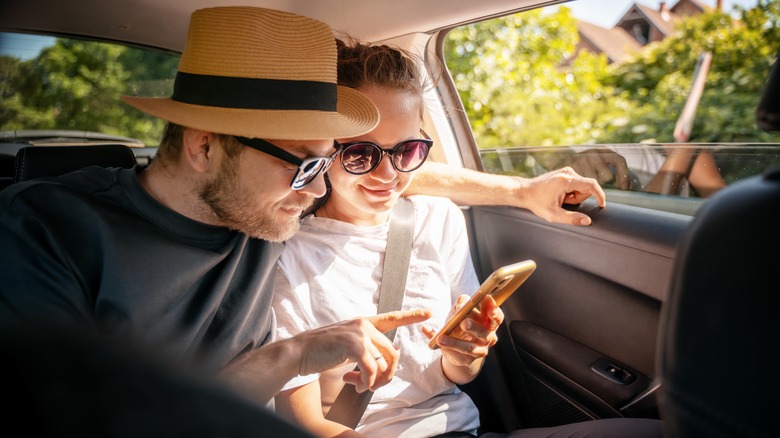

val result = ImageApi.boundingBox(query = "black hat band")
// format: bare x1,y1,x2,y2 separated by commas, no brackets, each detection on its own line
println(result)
171,71,337,111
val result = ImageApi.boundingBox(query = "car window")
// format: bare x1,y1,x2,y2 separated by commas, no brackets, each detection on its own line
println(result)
0,32,179,147
442,0,780,215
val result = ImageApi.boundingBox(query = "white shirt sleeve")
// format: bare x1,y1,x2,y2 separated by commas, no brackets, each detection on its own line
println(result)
272,266,320,391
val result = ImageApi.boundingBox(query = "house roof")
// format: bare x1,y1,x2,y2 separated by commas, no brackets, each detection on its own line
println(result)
635,3,680,37
577,20,643,63
671,0,710,15
574,0,712,64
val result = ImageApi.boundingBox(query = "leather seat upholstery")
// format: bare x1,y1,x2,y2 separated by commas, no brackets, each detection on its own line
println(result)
13,144,137,183
658,167,780,437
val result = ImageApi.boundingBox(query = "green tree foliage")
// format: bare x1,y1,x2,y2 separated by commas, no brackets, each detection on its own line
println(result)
444,2,780,150
605,0,780,143
445,8,623,149
0,36,177,145
0,55,30,128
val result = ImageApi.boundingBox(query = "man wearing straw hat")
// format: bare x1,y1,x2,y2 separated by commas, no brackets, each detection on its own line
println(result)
0,5,605,410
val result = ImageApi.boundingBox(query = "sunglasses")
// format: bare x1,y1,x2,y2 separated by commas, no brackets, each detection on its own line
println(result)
337,137,434,175
234,136,339,190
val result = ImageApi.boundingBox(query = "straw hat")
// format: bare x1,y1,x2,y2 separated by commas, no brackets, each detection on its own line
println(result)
122,7,379,140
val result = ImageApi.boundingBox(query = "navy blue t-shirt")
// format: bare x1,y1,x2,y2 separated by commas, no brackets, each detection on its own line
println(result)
0,166,283,371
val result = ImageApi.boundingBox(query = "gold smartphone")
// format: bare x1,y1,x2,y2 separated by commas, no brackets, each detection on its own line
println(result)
428,259,536,350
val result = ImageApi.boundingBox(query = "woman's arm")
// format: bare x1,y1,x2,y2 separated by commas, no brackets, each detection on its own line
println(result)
276,381,364,437
407,162,606,226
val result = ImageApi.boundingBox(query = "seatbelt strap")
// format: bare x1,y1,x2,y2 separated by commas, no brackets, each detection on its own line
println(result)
325,197,415,429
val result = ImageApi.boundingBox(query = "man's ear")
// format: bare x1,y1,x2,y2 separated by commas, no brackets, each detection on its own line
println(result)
181,129,216,173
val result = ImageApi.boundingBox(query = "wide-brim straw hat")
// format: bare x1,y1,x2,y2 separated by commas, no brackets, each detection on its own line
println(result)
122,7,379,140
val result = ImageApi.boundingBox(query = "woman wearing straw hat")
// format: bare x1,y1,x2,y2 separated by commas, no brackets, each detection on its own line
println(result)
0,5,605,410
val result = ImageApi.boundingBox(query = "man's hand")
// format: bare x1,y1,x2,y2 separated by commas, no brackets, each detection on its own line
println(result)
297,309,432,392
220,309,430,405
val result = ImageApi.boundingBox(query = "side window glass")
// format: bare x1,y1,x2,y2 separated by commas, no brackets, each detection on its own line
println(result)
0,32,179,146
442,1,780,215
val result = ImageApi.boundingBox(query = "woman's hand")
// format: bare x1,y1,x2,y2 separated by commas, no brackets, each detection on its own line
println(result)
422,294,504,384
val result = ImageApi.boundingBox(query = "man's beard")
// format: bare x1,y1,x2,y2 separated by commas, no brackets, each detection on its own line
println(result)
199,158,312,242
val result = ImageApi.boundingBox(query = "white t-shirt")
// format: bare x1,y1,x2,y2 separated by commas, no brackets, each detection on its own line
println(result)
274,195,481,437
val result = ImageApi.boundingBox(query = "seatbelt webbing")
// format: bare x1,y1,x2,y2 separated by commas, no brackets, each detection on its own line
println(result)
325,197,415,429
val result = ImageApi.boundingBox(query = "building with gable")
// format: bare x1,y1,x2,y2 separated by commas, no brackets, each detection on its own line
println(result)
575,0,711,63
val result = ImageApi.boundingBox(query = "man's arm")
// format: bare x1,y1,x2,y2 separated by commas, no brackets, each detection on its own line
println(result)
219,309,431,406
408,161,606,226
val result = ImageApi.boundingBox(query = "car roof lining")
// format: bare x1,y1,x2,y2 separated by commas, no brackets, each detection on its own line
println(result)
0,0,569,52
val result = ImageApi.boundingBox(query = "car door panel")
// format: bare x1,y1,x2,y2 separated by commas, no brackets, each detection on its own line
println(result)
459,200,690,432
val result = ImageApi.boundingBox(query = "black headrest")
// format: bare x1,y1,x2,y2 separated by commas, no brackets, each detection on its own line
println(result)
756,48,780,132
659,167,780,437
13,144,137,183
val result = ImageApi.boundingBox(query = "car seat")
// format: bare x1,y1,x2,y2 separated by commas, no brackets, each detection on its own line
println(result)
756,47,780,133
658,166,780,437
12,144,137,183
